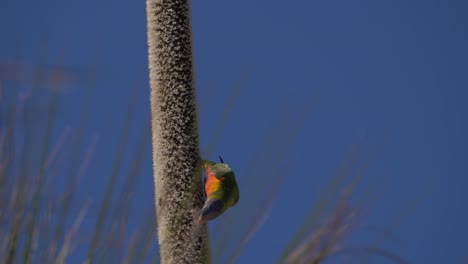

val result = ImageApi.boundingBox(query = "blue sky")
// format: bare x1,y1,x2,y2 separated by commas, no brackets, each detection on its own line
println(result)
1,0,467,263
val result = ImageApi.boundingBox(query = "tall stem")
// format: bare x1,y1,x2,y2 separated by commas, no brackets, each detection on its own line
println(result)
146,0,210,263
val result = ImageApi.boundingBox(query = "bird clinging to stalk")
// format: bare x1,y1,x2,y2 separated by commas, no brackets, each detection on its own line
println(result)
198,156,239,224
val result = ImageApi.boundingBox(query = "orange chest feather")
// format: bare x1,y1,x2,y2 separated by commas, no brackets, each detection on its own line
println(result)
205,168,223,196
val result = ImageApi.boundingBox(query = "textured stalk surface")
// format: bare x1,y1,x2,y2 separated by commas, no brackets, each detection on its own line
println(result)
146,0,210,263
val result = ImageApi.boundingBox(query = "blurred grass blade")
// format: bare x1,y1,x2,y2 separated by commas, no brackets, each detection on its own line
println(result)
100,111,152,262
85,89,138,263
279,132,366,263
6,41,49,264
22,57,60,264
227,168,287,264
331,246,409,264
50,63,96,261
203,68,250,158
55,201,90,264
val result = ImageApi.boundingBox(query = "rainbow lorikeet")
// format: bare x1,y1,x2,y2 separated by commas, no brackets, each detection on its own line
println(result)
198,156,239,224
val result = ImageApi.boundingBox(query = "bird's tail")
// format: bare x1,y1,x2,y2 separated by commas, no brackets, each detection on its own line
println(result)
198,199,224,224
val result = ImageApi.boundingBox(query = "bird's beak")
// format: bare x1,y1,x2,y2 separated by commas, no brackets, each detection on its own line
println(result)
219,156,224,163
